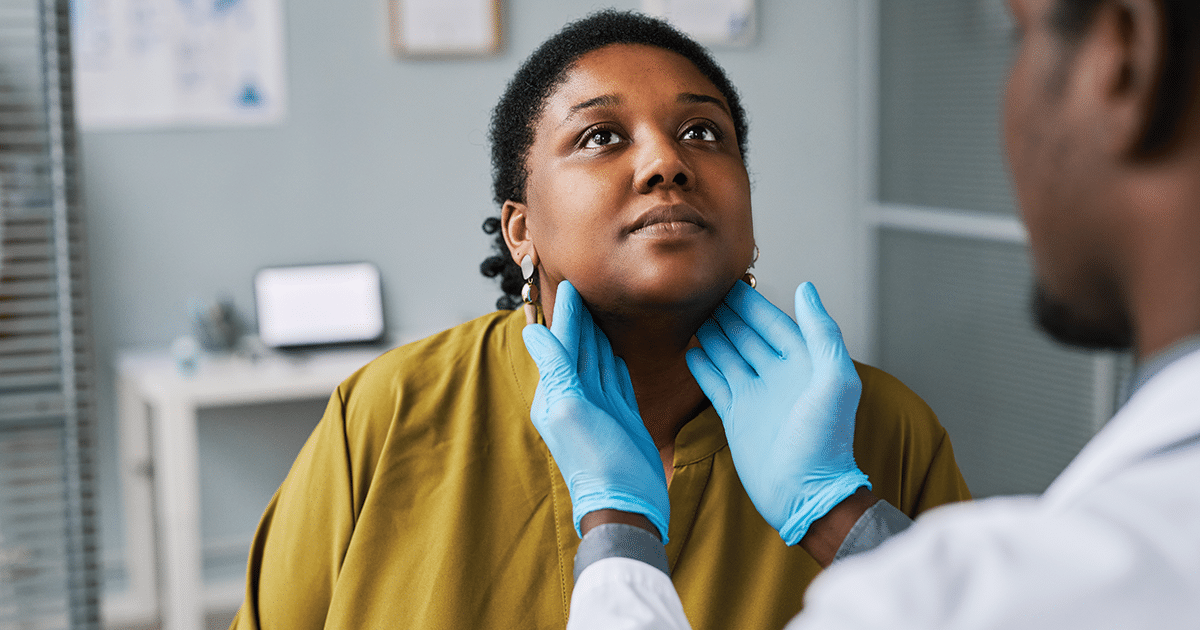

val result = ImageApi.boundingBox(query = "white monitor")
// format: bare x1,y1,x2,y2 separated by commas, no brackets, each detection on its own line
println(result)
254,262,385,348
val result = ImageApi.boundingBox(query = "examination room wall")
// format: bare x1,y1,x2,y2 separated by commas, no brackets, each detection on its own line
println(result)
79,0,866,616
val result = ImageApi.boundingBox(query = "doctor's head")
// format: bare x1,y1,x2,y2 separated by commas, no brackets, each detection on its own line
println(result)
480,10,754,326
1004,0,1200,357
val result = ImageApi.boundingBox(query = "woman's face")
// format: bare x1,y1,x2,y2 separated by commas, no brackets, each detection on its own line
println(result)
515,43,753,317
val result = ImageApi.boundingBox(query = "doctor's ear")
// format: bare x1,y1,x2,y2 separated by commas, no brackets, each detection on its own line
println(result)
1076,0,1169,157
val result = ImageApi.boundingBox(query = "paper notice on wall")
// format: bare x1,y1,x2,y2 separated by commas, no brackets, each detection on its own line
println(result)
393,0,499,55
69,0,287,130
642,0,756,47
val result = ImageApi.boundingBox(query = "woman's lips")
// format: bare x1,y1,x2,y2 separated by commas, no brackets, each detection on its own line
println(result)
627,205,707,237
631,220,705,237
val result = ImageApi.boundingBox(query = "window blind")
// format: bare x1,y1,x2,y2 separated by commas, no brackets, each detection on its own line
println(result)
876,230,1101,497
0,0,100,627
878,0,1015,215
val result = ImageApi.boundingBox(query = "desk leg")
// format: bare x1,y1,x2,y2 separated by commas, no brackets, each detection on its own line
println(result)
152,394,206,630
116,374,159,620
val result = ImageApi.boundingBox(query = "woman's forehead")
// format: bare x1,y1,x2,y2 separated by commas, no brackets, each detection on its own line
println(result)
544,43,727,117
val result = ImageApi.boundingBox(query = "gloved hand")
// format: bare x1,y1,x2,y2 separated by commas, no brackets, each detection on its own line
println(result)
523,280,670,542
686,281,870,545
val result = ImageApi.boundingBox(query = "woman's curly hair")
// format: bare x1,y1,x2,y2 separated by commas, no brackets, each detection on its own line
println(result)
480,9,750,309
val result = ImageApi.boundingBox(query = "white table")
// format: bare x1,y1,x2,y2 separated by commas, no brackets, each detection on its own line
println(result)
115,346,389,630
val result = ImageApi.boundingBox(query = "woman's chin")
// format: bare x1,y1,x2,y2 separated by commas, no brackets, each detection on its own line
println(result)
585,273,738,317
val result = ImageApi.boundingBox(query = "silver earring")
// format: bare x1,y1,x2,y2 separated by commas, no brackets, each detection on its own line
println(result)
521,255,535,282
520,255,539,323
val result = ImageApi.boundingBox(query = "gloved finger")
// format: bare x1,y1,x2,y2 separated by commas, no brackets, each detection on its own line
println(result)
577,312,605,396
588,318,623,414
593,322,632,416
613,355,640,417
550,280,585,366
694,318,757,384
522,324,581,402
792,282,851,366
685,346,733,416
710,302,781,375
722,281,804,359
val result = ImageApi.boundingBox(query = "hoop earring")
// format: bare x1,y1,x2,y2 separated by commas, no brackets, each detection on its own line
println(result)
742,245,758,288
521,255,539,324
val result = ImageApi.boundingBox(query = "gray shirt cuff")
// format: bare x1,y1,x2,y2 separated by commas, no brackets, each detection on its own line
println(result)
573,523,670,582
833,499,913,562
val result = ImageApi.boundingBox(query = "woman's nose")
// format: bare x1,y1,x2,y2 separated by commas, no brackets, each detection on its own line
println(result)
634,136,694,194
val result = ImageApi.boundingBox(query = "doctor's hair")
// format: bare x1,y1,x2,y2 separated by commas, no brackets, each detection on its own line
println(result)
1053,0,1200,154
480,9,749,310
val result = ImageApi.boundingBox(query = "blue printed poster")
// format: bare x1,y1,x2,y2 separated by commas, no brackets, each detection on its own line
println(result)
70,0,287,129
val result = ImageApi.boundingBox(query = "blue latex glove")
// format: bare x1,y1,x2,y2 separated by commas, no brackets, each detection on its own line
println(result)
523,280,670,542
686,281,870,545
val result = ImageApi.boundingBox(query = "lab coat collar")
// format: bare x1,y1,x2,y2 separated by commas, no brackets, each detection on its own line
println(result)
1128,334,1200,398
1043,344,1200,506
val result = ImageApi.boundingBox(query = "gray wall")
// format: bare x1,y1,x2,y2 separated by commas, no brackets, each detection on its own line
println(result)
82,0,866,595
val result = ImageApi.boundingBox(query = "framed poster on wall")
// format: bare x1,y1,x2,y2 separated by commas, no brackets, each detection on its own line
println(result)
391,0,502,57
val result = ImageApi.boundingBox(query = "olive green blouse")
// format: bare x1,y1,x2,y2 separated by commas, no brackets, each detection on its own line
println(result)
231,309,970,630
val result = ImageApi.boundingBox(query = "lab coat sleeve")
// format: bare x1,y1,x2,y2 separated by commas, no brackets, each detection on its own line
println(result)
785,446,1200,630
565,501,911,630
568,558,693,630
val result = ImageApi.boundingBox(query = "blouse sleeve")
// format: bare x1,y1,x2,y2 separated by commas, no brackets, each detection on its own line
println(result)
229,387,358,630
911,428,973,514
850,362,972,518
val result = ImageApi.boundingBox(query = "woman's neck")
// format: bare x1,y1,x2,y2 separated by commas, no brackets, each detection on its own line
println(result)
592,309,712,450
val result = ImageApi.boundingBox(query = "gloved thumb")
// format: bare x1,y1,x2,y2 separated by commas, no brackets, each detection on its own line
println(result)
793,282,850,365
523,324,578,396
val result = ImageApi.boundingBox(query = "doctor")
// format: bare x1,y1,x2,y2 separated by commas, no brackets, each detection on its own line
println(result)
522,0,1200,627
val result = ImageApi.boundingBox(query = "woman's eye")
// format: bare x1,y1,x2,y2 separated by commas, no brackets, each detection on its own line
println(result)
682,124,718,142
583,128,623,149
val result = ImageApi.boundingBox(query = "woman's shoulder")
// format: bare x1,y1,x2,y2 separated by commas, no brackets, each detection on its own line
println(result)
322,308,533,452
851,359,950,449
851,360,972,508
853,360,938,423
346,309,523,391
333,308,535,421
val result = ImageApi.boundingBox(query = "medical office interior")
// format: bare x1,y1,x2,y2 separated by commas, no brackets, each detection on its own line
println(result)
0,0,1133,629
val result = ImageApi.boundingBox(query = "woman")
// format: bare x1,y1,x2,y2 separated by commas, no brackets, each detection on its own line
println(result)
232,11,969,630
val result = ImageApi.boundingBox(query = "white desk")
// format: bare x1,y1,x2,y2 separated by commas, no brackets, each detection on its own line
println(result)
115,346,389,630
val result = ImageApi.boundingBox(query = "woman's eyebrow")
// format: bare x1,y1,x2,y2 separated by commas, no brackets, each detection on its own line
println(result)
564,94,621,123
560,91,728,125
678,92,730,115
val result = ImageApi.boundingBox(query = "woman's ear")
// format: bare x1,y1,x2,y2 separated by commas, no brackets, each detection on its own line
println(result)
501,200,537,266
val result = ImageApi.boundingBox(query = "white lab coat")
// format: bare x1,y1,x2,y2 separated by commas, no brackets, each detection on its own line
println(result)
569,347,1200,630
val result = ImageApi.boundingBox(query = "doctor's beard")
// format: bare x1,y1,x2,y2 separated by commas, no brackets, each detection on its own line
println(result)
1032,284,1133,352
